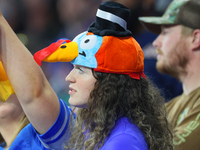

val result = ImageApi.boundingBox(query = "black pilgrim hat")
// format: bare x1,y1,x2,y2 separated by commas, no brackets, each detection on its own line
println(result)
88,1,132,37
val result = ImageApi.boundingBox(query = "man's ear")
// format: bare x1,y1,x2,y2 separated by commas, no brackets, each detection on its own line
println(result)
192,29,200,51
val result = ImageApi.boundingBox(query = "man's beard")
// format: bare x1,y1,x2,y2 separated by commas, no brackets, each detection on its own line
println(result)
156,62,181,79
156,49,188,80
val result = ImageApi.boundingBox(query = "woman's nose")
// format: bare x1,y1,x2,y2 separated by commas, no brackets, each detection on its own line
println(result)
65,69,75,83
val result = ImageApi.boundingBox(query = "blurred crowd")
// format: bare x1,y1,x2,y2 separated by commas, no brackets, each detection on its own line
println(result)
0,0,182,104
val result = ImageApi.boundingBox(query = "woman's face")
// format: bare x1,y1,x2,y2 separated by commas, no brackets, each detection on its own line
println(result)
65,65,97,108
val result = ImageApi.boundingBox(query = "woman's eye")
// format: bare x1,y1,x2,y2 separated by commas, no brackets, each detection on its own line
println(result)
75,66,84,73
78,68,84,73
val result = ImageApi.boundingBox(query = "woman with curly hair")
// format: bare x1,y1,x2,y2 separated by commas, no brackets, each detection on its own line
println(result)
63,2,173,149
0,0,173,149
66,71,173,150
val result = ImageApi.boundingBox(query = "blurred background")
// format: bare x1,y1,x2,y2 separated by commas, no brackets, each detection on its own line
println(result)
0,0,182,104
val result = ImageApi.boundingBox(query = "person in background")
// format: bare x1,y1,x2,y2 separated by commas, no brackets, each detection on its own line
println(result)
0,95,29,149
139,0,200,149
0,1,173,149
0,62,29,149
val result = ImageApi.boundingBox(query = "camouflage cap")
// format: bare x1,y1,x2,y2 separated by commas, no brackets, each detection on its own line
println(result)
139,0,200,34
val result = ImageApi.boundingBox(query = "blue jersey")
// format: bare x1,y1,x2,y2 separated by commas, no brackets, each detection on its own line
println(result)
0,99,76,150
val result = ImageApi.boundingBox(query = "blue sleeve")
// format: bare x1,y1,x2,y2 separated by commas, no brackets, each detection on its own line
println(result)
34,98,76,150
101,134,148,150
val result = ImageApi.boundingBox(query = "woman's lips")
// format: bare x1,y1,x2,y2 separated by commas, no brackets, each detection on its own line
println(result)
68,87,77,95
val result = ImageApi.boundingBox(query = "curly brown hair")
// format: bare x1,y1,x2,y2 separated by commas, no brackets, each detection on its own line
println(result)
65,71,173,150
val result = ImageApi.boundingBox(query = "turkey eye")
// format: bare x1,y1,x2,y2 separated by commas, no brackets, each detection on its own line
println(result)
80,35,97,50
85,39,90,43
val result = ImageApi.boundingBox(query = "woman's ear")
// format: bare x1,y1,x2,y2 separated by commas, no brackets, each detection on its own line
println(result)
192,29,200,51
